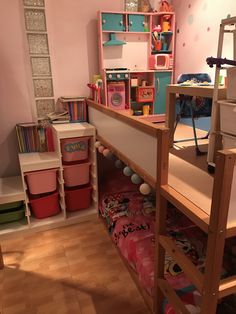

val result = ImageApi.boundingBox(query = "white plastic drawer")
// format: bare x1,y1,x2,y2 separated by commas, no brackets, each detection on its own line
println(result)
220,100,236,136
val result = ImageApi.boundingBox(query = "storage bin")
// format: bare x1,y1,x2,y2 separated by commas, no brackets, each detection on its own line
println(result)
30,192,60,219
0,200,23,211
227,67,236,100
60,136,90,163
63,162,91,187
65,185,92,212
220,101,236,136
0,205,25,224
222,133,236,149
25,168,57,195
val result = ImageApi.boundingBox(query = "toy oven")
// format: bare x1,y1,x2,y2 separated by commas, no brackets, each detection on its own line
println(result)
149,54,170,70
136,86,154,103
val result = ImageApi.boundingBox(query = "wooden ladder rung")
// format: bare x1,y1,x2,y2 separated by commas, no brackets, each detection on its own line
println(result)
158,278,190,314
221,16,236,26
219,275,236,298
159,235,204,293
161,185,209,233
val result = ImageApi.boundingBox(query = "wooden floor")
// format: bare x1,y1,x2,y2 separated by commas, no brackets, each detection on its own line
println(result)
0,217,151,314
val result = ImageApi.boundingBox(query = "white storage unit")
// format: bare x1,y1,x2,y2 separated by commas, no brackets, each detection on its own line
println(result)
219,100,236,136
0,123,98,238
218,100,236,151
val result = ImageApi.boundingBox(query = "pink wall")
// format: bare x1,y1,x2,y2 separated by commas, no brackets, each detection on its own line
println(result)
0,0,124,178
0,1,35,178
172,0,236,82
45,0,123,100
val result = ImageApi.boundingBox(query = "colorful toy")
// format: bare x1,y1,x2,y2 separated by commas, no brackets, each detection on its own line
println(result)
115,159,124,168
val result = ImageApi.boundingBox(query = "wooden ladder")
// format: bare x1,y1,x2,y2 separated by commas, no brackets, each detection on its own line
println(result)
153,139,236,312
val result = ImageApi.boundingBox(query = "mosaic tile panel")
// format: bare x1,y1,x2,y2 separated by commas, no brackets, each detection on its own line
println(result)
27,34,49,54
30,57,51,76
33,79,53,97
23,0,45,7
24,9,46,31
36,99,55,117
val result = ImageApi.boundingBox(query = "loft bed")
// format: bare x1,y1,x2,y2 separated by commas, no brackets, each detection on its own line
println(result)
86,99,236,313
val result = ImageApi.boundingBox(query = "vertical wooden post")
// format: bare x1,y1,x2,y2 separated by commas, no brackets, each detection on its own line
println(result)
165,87,176,148
153,128,170,314
0,245,4,269
201,150,235,313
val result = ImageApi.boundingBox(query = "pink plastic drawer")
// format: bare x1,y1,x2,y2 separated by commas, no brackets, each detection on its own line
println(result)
63,162,91,187
65,185,92,212
25,168,57,195
60,136,90,163
30,192,60,219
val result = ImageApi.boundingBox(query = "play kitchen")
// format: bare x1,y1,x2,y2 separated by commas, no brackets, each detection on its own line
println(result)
97,9,175,116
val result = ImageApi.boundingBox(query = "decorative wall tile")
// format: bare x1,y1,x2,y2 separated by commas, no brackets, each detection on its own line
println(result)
23,0,45,7
36,99,55,117
33,79,54,97
27,34,49,54
24,9,46,31
30,57,51,76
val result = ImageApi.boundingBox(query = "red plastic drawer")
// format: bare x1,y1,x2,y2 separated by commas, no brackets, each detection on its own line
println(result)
65,185,92,212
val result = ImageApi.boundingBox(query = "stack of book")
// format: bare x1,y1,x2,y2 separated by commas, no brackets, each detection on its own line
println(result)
16,123,54,153
59,96,87,122
47,110,70,124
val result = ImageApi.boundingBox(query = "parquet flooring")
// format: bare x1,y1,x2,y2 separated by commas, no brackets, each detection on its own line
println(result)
0,218,151,314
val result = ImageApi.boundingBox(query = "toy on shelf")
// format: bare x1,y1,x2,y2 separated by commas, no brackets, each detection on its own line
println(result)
87,76,103,104
158,1,173,32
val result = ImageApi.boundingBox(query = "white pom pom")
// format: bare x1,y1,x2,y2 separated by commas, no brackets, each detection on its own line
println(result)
139,183,151,195
103,148,110,157
98,145,105,153
95,141,101,148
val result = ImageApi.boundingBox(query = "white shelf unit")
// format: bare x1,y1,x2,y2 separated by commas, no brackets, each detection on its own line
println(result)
0,123,98,238
52,122,98,219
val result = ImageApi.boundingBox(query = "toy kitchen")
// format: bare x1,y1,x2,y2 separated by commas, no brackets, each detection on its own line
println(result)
97,10,176,116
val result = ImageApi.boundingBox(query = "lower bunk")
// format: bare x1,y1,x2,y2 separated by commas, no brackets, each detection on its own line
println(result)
97,153,236,314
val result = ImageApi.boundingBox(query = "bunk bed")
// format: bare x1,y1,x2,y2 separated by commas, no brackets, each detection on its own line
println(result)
86,99,236,314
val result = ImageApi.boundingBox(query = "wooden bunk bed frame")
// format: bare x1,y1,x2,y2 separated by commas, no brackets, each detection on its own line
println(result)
87,99,236,314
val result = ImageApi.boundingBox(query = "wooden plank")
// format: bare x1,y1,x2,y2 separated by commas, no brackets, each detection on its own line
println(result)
161,185,209,233
0,245,4,269
158,279,190,314
97,134,156,188
154,129,170,314
159,235,204,292
219,275,236,298
86,98,165,137
166,84,226,99
226,226,236,238
201,150,236,313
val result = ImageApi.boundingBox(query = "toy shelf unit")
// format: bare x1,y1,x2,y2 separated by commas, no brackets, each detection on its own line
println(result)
0,123,98,238
97,10,175,116
52,123,98,221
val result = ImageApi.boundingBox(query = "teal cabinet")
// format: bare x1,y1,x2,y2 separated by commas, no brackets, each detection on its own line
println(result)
128,14,145,32
154,72,171,114
102,13,124,31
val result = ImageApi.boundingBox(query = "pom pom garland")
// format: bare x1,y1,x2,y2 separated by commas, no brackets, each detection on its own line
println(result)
139,183,151,195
